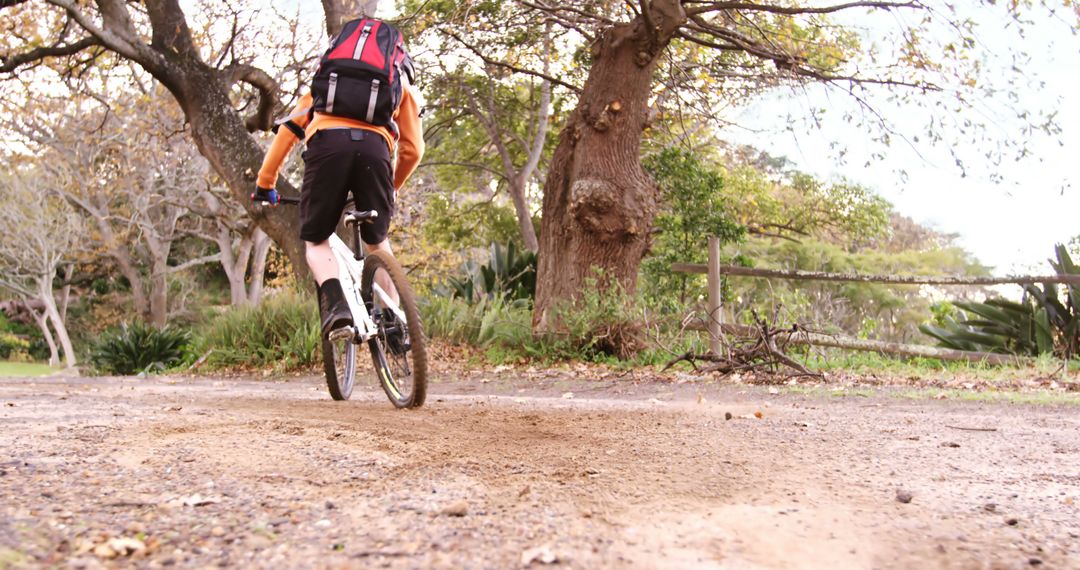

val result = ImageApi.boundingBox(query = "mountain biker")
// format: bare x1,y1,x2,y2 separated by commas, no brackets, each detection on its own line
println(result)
254,2,424,340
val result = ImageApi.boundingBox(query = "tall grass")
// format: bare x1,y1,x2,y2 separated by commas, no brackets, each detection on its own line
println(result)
420,295,533,348
195,291,320,370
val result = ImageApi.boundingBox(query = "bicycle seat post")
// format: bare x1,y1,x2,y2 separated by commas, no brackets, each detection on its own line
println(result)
351,220,364,261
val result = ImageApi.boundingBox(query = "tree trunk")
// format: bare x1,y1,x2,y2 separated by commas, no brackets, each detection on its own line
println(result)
248,229,272,305
27,303,58,367
533,4,685,330
148,258,169,328
38,276,75,368
59,264,73,321
508,178,539,252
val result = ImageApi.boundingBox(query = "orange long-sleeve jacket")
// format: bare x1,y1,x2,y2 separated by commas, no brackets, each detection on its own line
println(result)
257,82,425,191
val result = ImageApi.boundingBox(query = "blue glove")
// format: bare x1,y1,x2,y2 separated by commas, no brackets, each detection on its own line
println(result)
252,187,280,205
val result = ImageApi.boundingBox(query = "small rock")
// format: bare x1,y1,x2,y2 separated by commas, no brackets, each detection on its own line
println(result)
984,503,997,513
1029,559,1043,566
314,519,333,528
325,501,336,510
441,501,469,517
940,442,961,448
896,490,914,504
210,527,226,537
1005,518,1019,526
725,412,733,421
521,544,558,566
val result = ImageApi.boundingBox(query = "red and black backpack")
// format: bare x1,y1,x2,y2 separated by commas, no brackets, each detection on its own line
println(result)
311,18,414,132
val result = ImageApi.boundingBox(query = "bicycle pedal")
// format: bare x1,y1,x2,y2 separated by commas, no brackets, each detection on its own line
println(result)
327,327,356,343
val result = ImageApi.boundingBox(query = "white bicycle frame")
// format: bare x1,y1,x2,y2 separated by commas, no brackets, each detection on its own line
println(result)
328,232,407,343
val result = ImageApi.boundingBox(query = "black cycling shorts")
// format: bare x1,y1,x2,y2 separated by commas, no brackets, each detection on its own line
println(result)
299,128,394,245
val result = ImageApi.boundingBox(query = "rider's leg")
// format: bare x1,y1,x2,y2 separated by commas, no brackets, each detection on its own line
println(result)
306,240,338,285
307,239,352,336
364,239,399,304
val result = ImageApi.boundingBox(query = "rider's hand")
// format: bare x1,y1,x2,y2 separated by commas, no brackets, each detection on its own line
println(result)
252,186,280,206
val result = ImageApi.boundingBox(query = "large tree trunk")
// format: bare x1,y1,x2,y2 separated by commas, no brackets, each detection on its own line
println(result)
533,3,685,330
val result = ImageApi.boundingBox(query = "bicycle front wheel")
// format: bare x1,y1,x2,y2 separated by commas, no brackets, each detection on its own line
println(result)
361,250,428,409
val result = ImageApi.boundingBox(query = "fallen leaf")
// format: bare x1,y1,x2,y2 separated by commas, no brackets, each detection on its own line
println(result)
754,411,764,419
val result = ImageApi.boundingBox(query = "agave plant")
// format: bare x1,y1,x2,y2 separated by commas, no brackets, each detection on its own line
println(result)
90,321,191,375
921,245,1078,358
445,241,538,304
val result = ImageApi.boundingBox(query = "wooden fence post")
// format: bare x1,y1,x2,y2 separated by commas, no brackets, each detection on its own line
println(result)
708,236,722,356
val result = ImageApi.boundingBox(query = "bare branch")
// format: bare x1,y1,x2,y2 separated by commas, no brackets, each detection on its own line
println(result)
683,1,920,17
224,64,279,132
442,29,581,93
0,36,99,74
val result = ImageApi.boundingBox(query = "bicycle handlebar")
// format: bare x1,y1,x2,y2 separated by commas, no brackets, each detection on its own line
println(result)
251,194,301,206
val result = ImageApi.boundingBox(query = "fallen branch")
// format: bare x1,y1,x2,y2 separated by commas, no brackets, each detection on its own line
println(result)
665,313,824,379
945,425,999,433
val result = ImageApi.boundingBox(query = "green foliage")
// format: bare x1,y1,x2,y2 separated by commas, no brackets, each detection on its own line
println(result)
642,148,746,312
194,291,320,370
423,271,647,363
90,321,191,375
728,236,987,342
921,245,1079,357
549,271,646,361
445,241,538,304
420,294,533,348
0,331,31,362
423,195,523,251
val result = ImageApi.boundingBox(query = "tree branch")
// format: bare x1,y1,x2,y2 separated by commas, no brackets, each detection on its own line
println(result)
224,64,279,132
166,253,223,275
442,29,581,93
0,36,99,74
682,1,919,17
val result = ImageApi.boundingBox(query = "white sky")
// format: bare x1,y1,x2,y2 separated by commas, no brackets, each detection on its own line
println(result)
718,5,1079,274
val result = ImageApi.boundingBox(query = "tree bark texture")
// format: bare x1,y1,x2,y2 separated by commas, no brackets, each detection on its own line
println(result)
534,1,686,330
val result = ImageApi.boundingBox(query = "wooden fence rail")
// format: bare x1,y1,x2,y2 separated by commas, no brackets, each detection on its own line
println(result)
673,237,1059,363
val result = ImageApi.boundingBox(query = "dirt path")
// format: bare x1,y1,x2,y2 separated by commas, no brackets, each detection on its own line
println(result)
1,373,1078,569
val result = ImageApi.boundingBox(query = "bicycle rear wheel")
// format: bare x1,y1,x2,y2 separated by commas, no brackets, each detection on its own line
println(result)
361,250,428,408
322,330,359,401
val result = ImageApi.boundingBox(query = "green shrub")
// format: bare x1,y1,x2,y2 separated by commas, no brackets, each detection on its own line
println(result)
420,294,533,348
548,272,646,361
423,271,650,363
194,291,320,370
0,332,32,362
90,321,191,375
444,241,538,304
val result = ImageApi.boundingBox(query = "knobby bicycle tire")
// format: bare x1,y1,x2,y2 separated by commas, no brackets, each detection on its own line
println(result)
360,249,428,408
